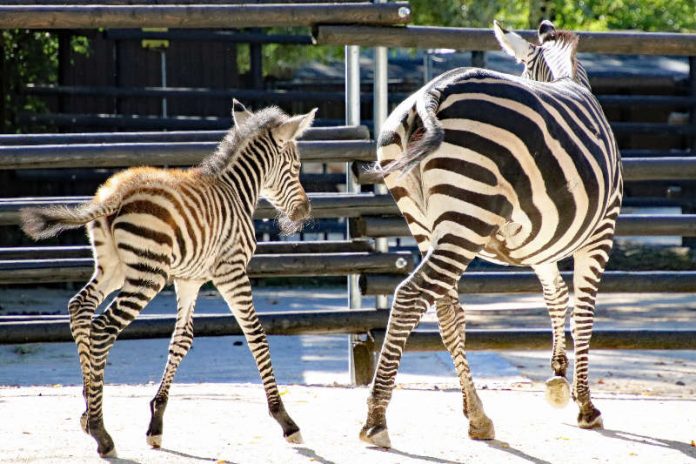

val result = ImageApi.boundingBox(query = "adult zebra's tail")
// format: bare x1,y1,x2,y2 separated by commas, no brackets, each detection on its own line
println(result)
382,86,444,176
21,197,120,240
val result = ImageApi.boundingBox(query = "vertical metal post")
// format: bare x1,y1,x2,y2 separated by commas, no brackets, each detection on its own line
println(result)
160,50,168,118
345,44,363,384
373,24,389,311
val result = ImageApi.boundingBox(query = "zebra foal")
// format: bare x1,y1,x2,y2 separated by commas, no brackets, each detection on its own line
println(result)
21,101,315,457
361,21,622,448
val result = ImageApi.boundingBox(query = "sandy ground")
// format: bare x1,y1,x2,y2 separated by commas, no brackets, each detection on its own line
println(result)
1,383,695,464
1,287,695,462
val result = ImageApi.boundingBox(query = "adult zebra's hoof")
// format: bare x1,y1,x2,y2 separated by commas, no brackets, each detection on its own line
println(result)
469,416,495,440
80,412,89,434
284,430,304,444
359,425,392,449
578,408,603,429
146,434,162,448
545,376,571,408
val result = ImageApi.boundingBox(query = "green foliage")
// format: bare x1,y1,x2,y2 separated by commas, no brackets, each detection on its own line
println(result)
408,0,696,31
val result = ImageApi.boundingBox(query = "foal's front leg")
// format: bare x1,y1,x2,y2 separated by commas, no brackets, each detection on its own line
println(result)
213,266,302,443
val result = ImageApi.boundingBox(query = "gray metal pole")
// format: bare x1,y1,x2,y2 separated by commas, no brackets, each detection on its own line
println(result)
345,44,362,384
373,6,389,311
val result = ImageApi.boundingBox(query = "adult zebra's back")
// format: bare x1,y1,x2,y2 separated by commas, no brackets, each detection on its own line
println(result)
360,21,622,448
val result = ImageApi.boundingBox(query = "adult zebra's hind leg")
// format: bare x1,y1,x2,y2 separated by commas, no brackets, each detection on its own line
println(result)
435,289,494,440
360,240,484,448
147,278,204,448
213,268,302,444
532,263,571,408
570,246,611,429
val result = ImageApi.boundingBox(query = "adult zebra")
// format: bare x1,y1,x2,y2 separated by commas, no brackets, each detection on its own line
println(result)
360,21,622,448
21,101,315,457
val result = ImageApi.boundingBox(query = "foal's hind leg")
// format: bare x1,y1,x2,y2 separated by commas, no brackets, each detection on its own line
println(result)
147,278,204,448
533,263,571,408
68,222,124,433
435,289,494,439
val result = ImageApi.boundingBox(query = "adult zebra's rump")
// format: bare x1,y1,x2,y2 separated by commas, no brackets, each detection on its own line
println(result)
361,21,622,448
21,101,316,457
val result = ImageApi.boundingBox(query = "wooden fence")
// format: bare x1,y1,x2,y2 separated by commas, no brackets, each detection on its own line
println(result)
1,1,696,386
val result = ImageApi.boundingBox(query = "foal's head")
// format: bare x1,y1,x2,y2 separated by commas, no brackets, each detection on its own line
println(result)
230,100,316,235
493,20,590,90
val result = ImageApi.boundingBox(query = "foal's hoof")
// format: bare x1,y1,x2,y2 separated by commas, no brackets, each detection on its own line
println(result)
98,444,117,459
146,434,162,449
578,408,603,429
359,425,392,449
545,376,571,408
285,430,304,444
469,416,495,440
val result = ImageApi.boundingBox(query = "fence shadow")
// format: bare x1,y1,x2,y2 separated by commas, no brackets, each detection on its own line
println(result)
592,426,696,460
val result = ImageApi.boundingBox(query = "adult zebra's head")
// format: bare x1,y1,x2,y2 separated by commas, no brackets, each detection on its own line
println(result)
493,20,591,90
247,104,316,235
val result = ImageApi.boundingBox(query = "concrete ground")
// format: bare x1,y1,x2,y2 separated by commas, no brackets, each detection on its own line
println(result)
1,287,695,462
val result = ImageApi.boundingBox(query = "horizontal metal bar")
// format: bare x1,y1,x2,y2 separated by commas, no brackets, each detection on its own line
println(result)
354,158,696,184
0,309,392,345
597,95,696,107
0,140,376,170
372,328,696,351
0,240,375,260
0,3,411,29
315,25,696,55
361,271,696,295
0,251,414,284
352,214,696,238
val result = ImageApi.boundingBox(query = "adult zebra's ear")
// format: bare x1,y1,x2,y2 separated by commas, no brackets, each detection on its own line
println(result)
231,99,253,127
273,108,318,146
493,19,534,63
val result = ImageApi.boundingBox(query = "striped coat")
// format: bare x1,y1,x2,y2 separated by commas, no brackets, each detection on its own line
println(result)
360,21,622,448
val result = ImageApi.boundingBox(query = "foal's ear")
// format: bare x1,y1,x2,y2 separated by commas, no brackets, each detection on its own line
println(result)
493,19,534,63
231,99,253,127
273,108,318,146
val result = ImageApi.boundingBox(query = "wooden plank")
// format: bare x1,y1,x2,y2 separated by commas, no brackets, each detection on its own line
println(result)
0,140,376,169
0,3,411,29
0,126,370,145
373,329,696,351
315,25,696,56
0,309,392,345
0,251,414,284
0,193,398,226
361,271,696,295
353,214,696,238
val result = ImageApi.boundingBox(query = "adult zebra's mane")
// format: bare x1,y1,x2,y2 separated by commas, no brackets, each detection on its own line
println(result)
200,106,287,177
537,28,581,83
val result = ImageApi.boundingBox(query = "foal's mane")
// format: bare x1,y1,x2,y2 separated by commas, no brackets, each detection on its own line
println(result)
200,106,287,177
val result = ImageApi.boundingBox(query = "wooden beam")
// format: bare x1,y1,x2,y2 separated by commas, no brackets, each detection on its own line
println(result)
315,25,696,56
0,3,411,29
360,271,696,295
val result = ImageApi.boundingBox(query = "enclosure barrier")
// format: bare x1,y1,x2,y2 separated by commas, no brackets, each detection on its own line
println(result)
0,3,411,29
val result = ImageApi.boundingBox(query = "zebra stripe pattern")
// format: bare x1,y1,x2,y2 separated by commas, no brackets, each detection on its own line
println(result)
360,20,622,448
21,101,315,457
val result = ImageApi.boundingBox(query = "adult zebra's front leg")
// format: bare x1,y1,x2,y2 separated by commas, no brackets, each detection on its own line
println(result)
213,266,302,444
360,238,486,448
532,263,571,408
147,278,204,448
